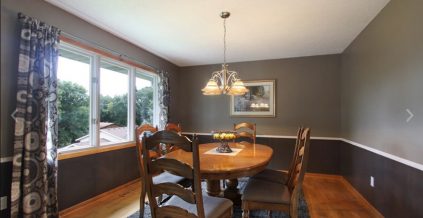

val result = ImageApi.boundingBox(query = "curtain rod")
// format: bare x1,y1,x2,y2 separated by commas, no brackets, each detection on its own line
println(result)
60,31,158,72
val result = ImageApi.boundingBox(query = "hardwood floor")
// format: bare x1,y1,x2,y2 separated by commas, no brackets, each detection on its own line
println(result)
60,174,382,218
303,174,382,218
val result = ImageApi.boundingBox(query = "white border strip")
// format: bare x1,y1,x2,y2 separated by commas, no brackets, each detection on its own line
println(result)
183,132,423,171
0,156,13,163
341,138,423,171
182,132,341,141
2,134,421,171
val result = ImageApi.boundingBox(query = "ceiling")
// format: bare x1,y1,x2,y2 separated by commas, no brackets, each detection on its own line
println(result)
46,0,390,67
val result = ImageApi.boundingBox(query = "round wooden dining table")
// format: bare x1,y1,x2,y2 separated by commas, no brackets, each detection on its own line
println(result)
165,142,273,204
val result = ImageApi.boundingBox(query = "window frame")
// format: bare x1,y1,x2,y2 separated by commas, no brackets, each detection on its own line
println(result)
57,40,159,157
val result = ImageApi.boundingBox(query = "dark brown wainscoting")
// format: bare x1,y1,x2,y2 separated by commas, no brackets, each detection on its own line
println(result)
58,146,139,210
2,138,421,217
0,161,12,218
191,135,341,174
340,141,423,218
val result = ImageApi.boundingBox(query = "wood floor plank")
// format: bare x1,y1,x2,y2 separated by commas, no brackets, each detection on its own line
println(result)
60,180,141,218
302,175,383,218
61,174,383,218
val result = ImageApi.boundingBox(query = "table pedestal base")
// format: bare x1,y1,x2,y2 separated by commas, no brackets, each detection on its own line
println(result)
206,180,221,196
224,179,241,205
206,179,242,205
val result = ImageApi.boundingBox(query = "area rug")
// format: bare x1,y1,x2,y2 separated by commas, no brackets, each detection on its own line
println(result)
128,177,309,218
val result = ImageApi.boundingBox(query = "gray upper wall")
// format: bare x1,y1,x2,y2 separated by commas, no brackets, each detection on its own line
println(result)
176,55,341,137
0,0,179,158
341,0,423,164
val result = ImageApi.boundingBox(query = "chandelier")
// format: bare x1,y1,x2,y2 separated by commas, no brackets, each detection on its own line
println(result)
202,12,248,96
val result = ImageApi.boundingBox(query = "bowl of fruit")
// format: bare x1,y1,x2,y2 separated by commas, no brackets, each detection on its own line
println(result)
211,131,237,153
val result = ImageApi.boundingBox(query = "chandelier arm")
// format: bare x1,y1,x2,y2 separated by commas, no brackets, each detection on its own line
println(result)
226,71,239,85
211,71,225,88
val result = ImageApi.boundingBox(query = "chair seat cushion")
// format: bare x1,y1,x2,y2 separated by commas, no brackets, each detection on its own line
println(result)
242,178,291,204
251,169,288,184
164,194,233,218
153,171,185,184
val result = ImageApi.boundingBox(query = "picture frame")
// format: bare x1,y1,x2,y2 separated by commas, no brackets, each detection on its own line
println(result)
230,80,276,117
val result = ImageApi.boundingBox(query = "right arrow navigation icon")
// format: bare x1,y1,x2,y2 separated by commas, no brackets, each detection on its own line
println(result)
406,108,414,123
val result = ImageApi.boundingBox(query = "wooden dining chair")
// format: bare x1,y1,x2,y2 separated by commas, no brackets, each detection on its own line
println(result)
251,127,304,184
141,130,233,218
164,122,183,153
135,124,185,217
165,122,182,135
233,122,256,144
241,128,311,218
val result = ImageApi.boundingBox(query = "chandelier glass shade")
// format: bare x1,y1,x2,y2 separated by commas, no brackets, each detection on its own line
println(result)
202,12,248,96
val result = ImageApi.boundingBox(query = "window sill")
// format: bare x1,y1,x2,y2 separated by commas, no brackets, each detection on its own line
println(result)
58,142,136,160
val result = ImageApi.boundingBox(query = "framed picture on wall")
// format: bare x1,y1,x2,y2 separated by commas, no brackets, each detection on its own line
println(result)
230,80,275,117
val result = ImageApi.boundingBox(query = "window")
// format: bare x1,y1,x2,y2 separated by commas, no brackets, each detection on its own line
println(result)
57,46,92,150
99,60,130,146
57,42,159,152
135,70,158,126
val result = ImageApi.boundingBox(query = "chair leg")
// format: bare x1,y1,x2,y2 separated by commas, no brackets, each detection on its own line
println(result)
139,187,145,218
242,201,250,218
242,209,250,218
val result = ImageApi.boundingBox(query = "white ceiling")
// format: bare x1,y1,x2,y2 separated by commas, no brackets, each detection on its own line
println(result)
46,0,389,66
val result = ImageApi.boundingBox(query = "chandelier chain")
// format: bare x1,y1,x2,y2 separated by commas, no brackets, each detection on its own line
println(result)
223,17,227,65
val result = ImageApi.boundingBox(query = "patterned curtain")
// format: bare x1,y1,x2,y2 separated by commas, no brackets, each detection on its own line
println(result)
158,70,170,129
11,13,61,218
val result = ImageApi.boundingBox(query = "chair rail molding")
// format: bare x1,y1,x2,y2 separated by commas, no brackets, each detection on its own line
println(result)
183,132,423,171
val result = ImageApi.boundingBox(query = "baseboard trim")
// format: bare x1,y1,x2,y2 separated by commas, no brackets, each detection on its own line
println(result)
305,173,343,179
0,156,13,163
59,178,140,216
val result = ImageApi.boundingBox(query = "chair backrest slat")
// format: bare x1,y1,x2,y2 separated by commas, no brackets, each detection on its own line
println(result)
150,158,194,179
234,122,256,144
237,132,254,139
165,123,182,134
145,131,192,152
153,183,196,204
156,205,198,218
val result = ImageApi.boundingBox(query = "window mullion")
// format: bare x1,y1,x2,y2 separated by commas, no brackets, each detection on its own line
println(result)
153,75,159,127
91,55,101,147
128,67,136,141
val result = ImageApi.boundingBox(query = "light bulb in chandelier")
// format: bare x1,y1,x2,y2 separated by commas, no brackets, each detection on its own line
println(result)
228,80,249,95
201,79,222,95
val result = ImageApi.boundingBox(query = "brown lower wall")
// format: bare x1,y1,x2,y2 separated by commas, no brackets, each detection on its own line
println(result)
58,147,140,210
340,141,423,217
1,138,422,217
